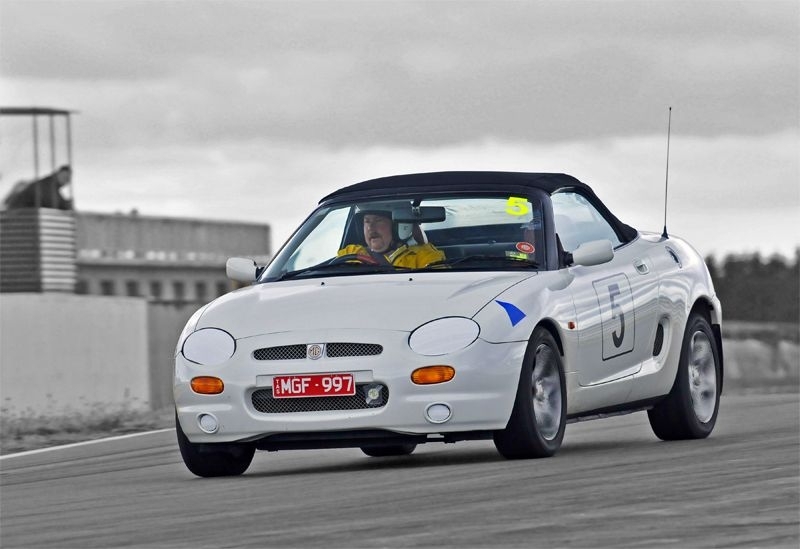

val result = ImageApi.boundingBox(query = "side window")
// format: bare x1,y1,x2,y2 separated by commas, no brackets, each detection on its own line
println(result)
551,192,621,252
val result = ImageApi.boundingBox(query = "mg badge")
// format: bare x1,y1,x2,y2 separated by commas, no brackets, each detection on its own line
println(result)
307,344,324,360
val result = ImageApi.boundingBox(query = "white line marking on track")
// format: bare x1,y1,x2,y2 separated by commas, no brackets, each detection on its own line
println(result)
0,428,175,460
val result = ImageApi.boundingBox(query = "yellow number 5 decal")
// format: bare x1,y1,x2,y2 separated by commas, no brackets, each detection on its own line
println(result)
506,196,530,216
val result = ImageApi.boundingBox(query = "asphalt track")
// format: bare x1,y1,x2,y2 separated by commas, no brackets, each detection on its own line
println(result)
1,393,798,549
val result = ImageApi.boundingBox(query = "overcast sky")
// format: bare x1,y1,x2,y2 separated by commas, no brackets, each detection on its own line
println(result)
1,0,798,258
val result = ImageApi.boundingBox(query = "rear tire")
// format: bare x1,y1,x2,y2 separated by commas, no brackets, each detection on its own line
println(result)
360,444,416,457
494,328,566,459
176,412,255,477
648,313,721,440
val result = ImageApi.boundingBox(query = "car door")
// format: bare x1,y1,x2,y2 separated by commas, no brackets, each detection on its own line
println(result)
552,191,660,388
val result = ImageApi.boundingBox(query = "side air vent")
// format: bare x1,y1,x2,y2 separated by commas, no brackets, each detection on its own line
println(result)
653,323,665,356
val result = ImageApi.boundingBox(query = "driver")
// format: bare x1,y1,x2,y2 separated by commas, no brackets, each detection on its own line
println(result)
337,210,444,268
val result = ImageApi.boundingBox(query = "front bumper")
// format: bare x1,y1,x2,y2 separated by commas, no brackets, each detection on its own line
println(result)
175,328,526,443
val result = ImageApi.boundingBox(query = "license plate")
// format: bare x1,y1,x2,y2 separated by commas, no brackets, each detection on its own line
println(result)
272,373,355,398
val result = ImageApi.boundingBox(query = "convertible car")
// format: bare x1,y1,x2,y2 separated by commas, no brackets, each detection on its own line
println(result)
174,171,723,477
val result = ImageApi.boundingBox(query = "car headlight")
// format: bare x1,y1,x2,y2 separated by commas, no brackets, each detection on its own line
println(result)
409,317,480,356
182,328,236,366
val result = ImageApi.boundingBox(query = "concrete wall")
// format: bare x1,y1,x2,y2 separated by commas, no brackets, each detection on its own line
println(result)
147,302,199,409
1,293,149,416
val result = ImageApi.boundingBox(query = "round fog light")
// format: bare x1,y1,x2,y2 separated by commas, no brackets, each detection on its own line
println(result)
198,413,219,433
425,403,452,424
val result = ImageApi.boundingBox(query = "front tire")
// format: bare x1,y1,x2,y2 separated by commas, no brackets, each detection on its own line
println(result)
360,444,417,457
648,313,721,440
494,328,566,459
176,412,255,477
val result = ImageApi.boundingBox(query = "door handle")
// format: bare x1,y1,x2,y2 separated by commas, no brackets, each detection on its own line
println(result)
634,259,649,275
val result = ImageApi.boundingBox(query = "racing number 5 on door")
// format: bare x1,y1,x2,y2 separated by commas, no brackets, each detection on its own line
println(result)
592,274,635,360
608,283,625,348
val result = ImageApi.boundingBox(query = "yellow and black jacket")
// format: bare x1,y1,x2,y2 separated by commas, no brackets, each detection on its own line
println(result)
337,243,445,268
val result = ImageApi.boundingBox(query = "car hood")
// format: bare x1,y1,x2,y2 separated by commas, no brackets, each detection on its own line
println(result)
196,272,536,338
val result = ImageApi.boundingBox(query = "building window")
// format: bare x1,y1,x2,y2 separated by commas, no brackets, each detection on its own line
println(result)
216,281,229,297
150,281,162,300
195,281,207,303
75,279,89,295
126,280,139,297
173,281,185,302
100,280,115,296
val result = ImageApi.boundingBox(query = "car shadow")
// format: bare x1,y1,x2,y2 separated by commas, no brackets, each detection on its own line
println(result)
244,446,505,478
181,433,741,480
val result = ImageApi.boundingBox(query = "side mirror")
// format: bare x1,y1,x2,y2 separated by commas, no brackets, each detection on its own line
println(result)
226,257,258,283
570,239,614,267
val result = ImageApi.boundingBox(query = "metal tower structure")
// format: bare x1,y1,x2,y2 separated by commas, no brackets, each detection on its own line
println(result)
0,107,78,293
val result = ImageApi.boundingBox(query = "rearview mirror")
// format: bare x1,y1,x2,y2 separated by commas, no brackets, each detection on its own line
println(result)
392,206,446,224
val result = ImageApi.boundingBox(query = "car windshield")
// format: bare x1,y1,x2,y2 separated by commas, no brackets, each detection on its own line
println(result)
261,194,544,282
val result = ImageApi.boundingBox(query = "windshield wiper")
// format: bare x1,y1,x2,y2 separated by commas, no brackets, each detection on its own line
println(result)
271,261,411,281
423,255,540,270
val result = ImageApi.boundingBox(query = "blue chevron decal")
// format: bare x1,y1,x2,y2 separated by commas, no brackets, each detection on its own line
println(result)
495,300,526,327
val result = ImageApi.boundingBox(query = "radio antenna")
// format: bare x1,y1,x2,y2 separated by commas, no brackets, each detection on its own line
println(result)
662,107,672,239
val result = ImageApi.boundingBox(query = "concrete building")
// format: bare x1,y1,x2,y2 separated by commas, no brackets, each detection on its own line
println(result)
74,211,271,302
1,208,271,302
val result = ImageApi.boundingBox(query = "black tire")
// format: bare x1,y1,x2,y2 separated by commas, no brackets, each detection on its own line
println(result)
494,328,566,459
360,444,417,457
648,313,721,440
176,412,255,477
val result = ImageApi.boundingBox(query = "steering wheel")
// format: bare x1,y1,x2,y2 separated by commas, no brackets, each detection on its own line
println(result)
327,253,380,266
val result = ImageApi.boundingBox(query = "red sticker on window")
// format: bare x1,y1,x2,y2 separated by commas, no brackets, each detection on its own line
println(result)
516,242,535,254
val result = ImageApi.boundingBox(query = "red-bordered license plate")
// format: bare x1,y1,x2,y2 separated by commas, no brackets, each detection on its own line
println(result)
272,373,355,398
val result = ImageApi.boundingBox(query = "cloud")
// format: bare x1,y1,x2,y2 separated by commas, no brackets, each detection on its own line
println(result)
2,0,797,148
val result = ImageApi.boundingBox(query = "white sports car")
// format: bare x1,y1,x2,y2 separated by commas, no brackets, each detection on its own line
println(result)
174,171,723,477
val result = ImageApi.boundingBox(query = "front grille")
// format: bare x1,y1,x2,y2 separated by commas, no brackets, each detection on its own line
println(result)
252,384,389,413
253,343,383,361
253,344,306,361
326,343,382,357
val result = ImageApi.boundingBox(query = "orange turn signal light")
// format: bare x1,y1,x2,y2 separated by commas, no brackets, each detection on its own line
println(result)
411,366,455,385
191,376,225,395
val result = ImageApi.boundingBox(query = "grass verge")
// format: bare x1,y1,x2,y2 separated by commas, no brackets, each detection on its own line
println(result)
1,406,174,456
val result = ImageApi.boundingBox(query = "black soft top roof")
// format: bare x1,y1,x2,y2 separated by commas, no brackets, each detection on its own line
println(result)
319,171,638,243
320,171,591,204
